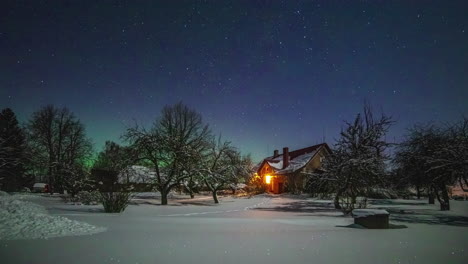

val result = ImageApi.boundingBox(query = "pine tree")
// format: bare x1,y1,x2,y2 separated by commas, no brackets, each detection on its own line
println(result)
0,108,27,191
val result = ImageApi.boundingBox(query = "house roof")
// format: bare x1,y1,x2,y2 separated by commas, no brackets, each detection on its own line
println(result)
256,143,331,175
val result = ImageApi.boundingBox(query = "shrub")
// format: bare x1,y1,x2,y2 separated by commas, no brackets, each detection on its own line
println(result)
100,192,132,213
339,196,367,215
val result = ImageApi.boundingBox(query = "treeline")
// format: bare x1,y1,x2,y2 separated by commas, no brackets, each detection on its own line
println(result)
0,103,254,207
0,106,92,193
306,105,467,212
95,102,254,205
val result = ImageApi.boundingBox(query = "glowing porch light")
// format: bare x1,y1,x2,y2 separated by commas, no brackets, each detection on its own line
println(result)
265,175,272,184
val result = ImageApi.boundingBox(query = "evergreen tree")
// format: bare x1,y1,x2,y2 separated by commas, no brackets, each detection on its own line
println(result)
0,108,27,191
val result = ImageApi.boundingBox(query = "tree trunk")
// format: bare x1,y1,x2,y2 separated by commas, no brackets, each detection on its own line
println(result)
160,189,168,205
187,186,194,199
333,194,341,209
438,186,450,211
334,187,347,209
428,188,435,204
212,190,219,204
428,195,435,204
416,186,421,199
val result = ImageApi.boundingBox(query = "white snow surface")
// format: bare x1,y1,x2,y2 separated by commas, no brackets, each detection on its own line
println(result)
352,209,389,218
0,194,105,240
1,194,467,264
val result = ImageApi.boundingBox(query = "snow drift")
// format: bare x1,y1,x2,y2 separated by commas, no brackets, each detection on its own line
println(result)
0,194,106,240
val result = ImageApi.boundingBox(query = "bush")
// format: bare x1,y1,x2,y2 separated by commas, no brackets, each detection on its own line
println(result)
76,190,101,205
339,196,367,215
100,192,132,213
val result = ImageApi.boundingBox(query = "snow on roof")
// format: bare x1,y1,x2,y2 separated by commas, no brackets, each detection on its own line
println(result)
352,209,389,218
257,143,330,175
274,150,318,174
267,160,283,170
33,183,47,188
118,165,155,184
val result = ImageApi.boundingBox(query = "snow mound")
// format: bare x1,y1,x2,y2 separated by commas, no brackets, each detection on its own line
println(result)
0,195,106,240
352,209,389,218
0,191,9,196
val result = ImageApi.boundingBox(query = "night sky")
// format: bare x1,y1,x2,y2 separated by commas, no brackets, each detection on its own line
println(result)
1,1,467,161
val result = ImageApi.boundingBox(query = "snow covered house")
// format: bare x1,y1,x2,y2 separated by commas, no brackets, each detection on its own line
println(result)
255,143,331,194
118,165,156,184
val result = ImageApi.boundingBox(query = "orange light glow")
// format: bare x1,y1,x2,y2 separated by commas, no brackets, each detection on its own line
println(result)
265,175,272,184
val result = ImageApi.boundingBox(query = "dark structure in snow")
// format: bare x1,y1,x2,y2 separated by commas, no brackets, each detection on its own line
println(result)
352,209,390,229
255,143,331,194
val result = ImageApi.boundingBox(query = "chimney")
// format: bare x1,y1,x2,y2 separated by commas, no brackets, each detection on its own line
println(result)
282,147,289,169
273,149,279,158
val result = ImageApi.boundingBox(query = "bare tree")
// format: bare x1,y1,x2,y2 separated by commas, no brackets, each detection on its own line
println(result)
307,105,393,211
430,118,468,193
393,125,440,203
124,102,211,205
394,118,468,211
200,137,239,203
27,105,92,193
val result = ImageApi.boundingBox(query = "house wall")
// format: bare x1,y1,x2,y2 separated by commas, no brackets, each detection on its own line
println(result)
303,148,328,172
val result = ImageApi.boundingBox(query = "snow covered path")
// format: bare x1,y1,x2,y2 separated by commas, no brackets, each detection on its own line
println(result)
1,194,467,264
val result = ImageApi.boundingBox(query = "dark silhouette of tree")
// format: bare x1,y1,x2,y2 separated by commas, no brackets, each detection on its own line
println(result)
124,102,211,205
27,105,92,193
394,118,468,211
307,105,393,210
0,108,27,191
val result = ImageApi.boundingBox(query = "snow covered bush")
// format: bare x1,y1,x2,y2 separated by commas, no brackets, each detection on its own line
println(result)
100,192,132,213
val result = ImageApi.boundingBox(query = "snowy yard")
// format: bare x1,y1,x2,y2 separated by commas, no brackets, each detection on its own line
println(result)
1,193,467,264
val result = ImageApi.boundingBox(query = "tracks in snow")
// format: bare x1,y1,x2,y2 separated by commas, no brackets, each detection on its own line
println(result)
161,198,271,217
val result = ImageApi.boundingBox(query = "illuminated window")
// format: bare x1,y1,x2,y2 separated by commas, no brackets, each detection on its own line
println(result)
265,175,272,184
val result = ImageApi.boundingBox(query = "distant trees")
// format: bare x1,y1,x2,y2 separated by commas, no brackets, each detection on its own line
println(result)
124,103,211,205
307,105,393,211
27,105,92,193
0,108,28,191
394,118,468,211
93,141,135,174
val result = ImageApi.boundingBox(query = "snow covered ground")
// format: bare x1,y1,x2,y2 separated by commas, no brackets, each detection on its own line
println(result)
0,193,467,264
0,193,105,240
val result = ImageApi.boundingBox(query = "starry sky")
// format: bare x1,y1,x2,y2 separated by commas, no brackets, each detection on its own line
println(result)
1,0,467,162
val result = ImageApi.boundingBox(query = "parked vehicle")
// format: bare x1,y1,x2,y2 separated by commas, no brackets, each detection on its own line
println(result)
33,183,49,193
